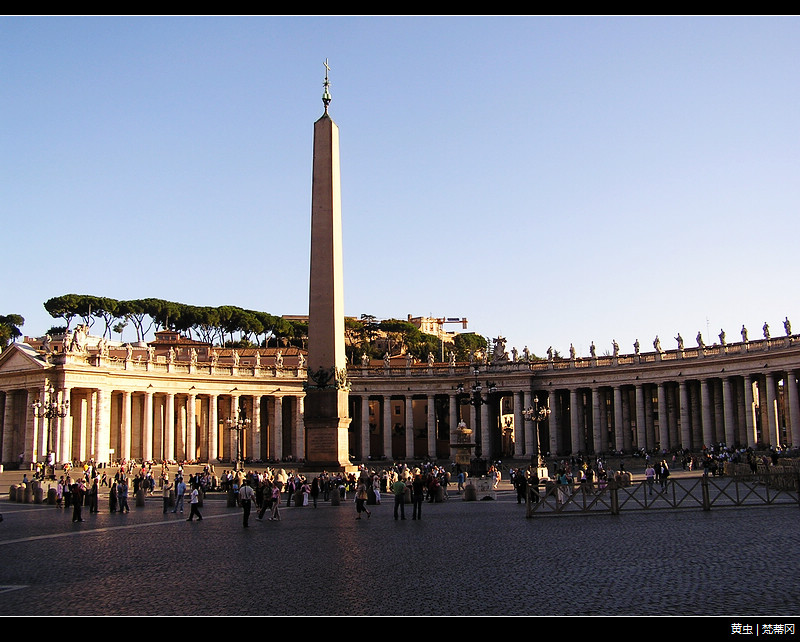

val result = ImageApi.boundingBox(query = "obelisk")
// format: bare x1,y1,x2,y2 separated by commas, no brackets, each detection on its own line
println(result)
304,60,352,470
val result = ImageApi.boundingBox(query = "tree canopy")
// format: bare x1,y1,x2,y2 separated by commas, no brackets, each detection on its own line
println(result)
0,314,24,349
42,294,303,348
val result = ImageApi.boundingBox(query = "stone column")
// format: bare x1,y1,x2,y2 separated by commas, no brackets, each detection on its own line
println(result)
164,392,175,463
24,389,36,464
469,404,477,443
592,387,602,455
75,392,89,463
143,390,154,462
34,386,47,463
272,396,284,461
448,393,458,461
405,396,414,460
480,400,490,460
228,394,239,464
549,391,560,457
427,393,436,458
645,387,656,452
621,389,632,452
360,396,370,460
657,382,669,451
765,373,781,447
514,391,525,458
523,390,534,458
176,398,186,462
743,374,758,447
295,396,305,462
700,379,713,448
570,388,581,455
94,388,110,466
208,394,218,463
382,395,392,459
120,391,132,462
2,391,15,465
679,381,691,450
635,385,646,452
187,393,197,463
786,370,800,448
721,377,736,447
613,387,624,453
57,388,72,465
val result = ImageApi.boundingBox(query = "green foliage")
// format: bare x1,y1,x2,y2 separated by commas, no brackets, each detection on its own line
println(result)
0,314,24,349
453,333,487,361
42,294,288,348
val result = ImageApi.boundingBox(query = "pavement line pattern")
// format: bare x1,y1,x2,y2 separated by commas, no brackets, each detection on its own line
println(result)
0,586,27,594
0,512,235,547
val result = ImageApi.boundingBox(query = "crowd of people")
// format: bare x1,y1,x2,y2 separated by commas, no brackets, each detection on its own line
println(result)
18,443,796,525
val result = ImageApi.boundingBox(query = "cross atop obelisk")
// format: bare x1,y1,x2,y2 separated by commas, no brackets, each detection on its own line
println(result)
304,60,352,470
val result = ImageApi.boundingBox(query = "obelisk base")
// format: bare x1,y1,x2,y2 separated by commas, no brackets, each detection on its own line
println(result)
303,418,354,472
303,388,355,472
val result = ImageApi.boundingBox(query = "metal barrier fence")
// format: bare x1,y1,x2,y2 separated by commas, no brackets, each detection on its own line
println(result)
525,472,800,516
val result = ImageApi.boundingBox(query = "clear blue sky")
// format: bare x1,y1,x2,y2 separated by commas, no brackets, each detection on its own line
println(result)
3,16,799,358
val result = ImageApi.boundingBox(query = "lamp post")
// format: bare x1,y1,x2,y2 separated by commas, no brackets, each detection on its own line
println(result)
226,406,251,472
456,366,497,466
522,394,550,518
31,383,69,479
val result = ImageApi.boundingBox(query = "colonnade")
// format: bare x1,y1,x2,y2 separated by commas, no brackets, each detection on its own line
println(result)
2,339,800,467
544,369,800,456
0,385,304,467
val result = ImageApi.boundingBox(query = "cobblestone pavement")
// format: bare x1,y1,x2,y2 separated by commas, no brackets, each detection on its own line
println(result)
1,471,798,617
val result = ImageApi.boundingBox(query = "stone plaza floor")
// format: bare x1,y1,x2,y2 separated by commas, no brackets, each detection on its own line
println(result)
1,468,798,621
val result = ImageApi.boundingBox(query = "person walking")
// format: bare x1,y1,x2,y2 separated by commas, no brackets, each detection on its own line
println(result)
187,484,202,521
162,478,173,514
355,481,371,520
172,476,186,514
117,479,130,513
269,481,282,521
645,463,656,495
239,480,255,527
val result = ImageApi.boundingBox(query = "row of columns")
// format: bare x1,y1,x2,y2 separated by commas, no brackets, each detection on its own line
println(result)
546,370,800,455
356,393,458,461
0,387,304,467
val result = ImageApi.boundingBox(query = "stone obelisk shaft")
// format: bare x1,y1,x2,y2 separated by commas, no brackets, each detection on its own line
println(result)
304,111,352,469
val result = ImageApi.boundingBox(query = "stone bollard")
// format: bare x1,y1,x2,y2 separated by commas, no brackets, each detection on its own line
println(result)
47,487,57,505
9,484,18,502
330,490,341,506
33,483,44,504
293,490,304,507
135,489,146,507
463,484,477,501
434,486,444,503
227,489,237,508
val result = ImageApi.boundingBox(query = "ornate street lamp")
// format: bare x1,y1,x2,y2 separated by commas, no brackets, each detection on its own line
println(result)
31,383,69,479
456,366,497,406
226,406,251,472
522,394,550,518
456,366,497,464
521,395,550,469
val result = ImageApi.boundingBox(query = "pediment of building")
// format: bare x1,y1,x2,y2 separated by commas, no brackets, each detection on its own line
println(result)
0,343,49,373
